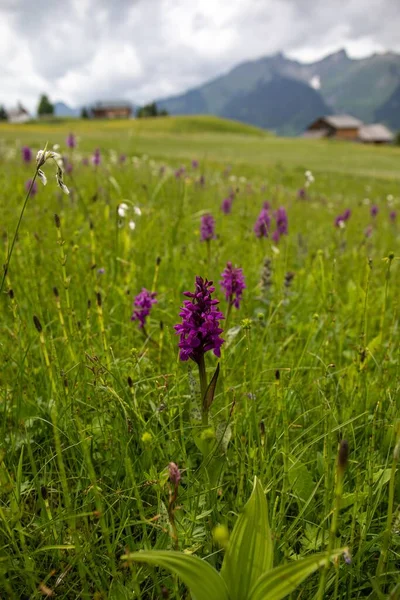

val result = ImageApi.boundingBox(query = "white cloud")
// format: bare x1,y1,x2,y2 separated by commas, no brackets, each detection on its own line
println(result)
0,0,399,112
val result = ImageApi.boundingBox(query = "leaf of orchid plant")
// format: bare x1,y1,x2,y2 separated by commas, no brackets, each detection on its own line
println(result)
123,550,230,600
203,362,220,413
220,477,273,600
249,550,344,600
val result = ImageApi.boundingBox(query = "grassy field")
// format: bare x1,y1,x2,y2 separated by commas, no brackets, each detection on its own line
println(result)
1,117,399,599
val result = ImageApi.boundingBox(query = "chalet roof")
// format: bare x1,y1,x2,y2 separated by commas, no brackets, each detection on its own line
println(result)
323,114,363,129
358,123,394,142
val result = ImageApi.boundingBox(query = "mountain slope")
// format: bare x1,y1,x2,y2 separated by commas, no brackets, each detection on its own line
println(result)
54,102,81,117
223,75,331,135
375,83,400,130
157,49,400,134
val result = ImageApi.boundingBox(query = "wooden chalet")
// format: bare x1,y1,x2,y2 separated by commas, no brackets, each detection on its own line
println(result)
91,101,132,119
357,124,394,144
304,114,394,144
304,115,362,140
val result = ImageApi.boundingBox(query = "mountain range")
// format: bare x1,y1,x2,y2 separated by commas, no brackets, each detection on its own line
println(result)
156,49,400,134
55,49,400,135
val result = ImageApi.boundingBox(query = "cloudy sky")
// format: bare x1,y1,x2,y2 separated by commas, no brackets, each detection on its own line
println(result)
1,0,400,112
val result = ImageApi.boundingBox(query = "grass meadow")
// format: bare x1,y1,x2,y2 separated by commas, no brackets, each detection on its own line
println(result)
1,116,400,599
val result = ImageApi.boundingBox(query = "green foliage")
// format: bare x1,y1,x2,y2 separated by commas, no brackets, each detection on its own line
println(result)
81,106,90,119
37,93,54,116
0,104,7,120
126,478,343,600
136,101,168,118
125,551,230,600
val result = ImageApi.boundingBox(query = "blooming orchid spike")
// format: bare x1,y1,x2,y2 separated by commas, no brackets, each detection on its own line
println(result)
174,276,224,363
254,207,270,238
220,263,246,309
200,214,216,241
131,288,157,329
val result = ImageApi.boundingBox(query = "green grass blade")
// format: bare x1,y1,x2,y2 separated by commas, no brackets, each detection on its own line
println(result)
220,477,273,600
123,550,230,600
249,550,343,600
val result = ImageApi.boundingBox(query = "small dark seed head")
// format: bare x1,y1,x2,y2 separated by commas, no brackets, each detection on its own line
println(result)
64,378,68,388
160,320,164,330
54,214,61,228
96,292,102,307
127,376,133,388
87,299,91,309
338,439,349,472
41,485,48,500
275,369,280,381
8,289,14,299
156,256,161,266
90,221,94,230
53,286,59,297
260,421,265,436
33,315,42,333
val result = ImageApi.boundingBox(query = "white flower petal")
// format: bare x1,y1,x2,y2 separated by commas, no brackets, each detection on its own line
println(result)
37,169,47,185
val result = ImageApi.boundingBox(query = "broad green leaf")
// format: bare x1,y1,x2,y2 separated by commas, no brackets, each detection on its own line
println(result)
249,550,343,600
221,477,273,600
123,550,230,600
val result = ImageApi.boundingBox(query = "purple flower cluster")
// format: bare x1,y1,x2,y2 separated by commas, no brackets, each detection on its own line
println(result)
131,288,157,328
175,166,186,179
22,146,32,163
174,276,224,362
272,207,288,242
390,210,397,222
66,133,76,149
335,208,351,228
191,159,199,169
92,148,101,166
220,262,246,309
254,207,271,238
370,204,379,217
200,214,216,241
221,193,234,214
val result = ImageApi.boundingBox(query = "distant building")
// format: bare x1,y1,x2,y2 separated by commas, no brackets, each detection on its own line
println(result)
91,101,132,119
304,115,363,140
7,103,30,124
304,114,394,144
358,124,394,144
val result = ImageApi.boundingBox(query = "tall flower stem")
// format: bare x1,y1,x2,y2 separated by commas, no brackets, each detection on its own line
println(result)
225,300,233,332
197,355,208,426
1,171,38,294
206,240,211,270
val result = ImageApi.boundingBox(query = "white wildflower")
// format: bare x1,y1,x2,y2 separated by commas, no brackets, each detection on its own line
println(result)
118,202,129,217
133,206,142,216
37,169,47,186
129,220,136,231
36,147,69,194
